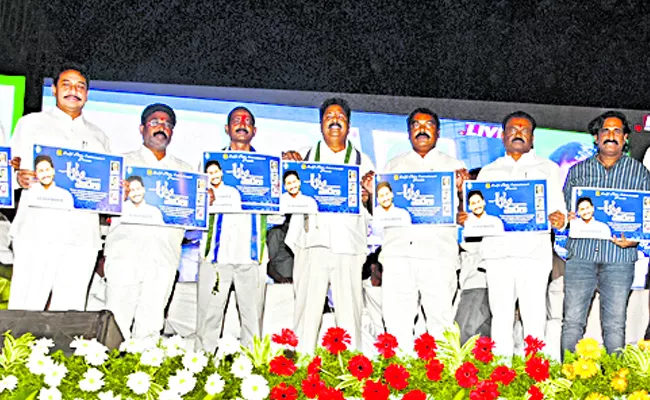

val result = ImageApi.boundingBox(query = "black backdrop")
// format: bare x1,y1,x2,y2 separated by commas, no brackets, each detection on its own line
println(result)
1,0,649,114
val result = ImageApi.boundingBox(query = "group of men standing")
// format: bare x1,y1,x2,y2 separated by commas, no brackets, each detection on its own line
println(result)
5,64,648,359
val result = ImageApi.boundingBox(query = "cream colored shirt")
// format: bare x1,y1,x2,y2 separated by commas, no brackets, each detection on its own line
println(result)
9,107,111,249
380,149,466,261
477,150,567,259
285,143,374,255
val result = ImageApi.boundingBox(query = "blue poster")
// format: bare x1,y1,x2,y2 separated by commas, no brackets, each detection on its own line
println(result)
569,187,650,242
281,161,360,214
0,147,14,208
463,179,549,237
203,151,280,213
124,166,208,229
374,172,456,226
32,144,123,213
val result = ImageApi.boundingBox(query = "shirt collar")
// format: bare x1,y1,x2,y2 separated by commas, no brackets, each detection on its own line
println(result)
49,106,87,125
407,148,442,161
138,145,169,164
502,149,538,164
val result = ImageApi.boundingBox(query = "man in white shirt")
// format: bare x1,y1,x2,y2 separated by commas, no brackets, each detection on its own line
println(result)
196,106,268,352
104,103,192,340
569,197,612,240
204,159,242,212
280,169,318,214
9,64,110,311
374,181,412,227
464,189,505,237
122,175,165,224
283,98,375,353
458,111,567,358
380,108,468,353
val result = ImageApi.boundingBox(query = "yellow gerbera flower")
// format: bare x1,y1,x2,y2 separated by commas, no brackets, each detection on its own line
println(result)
628,391,650,400
585,393,609,400
573,358,598,379
638,340,650,352
614,368,629,379
561,363,576,380
575,337,602,359
610,375,627,392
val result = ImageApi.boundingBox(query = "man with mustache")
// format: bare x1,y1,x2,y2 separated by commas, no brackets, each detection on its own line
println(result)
457,111,567,358
380,108,467,353
562,111,650,355
103,103,192,340
8,64,111,311
282,98,375,353
196,106,269,352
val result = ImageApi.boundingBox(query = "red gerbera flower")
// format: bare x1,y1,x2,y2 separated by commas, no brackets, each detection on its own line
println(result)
362,379,390,400
413,332,437,360
301,374,325,399
319,386,345,400
528,385,544,400
426,359,444,381
455,361,479,388
348,354,373,380
270,383,298,400
384,363,410,390
490,365,516,386
321,327,351,355
469,380,500,400
272,328,299,347
374,333,398,359
524,336,545,358
269,355,297,376
402,390,427,400
307,356,322,376
525,356,550,382
472,337,495,363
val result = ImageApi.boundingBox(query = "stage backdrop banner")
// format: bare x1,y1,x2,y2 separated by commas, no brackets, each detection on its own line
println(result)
0,146,14,208
31,144,123,213
281,161,360,214
124,166,208,230
203,151,280,214
373,171,456,227
463,179,549,237
570,187,650,241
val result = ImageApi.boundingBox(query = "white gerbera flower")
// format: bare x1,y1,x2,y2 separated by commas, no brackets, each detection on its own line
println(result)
85,349,109,366
216,335,241,358
97,390,122,400
168,369,196,395
119,338,146,354
140,348,165,367
32,338,55,355
181,351,208,374
26,354,54,375
70,336,90,356
43,362,68,387
204,373,225,395
0,375,18,392
79,368,104,392
231,355,253,378
158,390,182,400
162,335,186,358
126,371,151,395
240,375,269,400
38,387,62,400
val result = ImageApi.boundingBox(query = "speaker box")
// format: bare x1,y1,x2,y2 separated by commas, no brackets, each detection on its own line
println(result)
0,310,124,356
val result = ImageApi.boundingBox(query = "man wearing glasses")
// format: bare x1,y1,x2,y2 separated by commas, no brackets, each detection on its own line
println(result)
104,103,192,341
562,111,650,356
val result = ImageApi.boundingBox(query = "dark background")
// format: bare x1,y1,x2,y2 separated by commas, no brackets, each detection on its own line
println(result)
1,0,649,114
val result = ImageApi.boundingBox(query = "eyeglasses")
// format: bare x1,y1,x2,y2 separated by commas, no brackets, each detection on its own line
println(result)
598,127,624,135
147,119,174,129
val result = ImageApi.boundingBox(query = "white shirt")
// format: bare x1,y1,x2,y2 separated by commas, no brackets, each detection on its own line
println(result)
285,142,374,255
208,183,242,213
280,192,318,214
569,217,612,240
463,213,505,237
9,107,111,249
104,145,192,265
380,149,466,260
25,182,74,209
477,150,567,259
373,204,412,227
121,200,165,225
642,147,650,171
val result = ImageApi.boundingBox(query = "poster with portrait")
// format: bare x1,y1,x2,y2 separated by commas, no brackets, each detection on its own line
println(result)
462,179,549,237
569,187,650,241
30,144,123,213
280,161,360,214
202,151,280,213
373,171,456,227
0,146,14,208
123,166,208,229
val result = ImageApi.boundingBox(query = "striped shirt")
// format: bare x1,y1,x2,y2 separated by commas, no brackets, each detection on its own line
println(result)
564,155,650,263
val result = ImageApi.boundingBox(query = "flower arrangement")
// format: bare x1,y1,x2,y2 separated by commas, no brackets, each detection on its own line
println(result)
1,325,650,400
